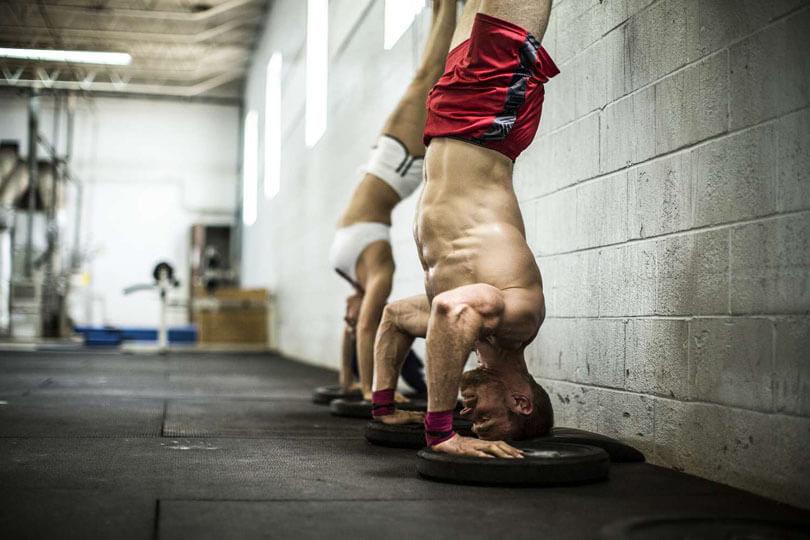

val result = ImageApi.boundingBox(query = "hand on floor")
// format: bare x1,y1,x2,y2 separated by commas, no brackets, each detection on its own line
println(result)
432,433,524,459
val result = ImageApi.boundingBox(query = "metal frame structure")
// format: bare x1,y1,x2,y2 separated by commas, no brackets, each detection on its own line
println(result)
0,0,270,98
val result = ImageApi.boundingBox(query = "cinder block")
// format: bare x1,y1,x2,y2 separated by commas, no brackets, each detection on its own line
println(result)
730,213,810,314
774,316,810,416
573,38,608,119
626,319,689,399
600,86,656,174
540,3,558,61
554,0,605,65
688,318,773,410
654,51,728,155
537,378,600,431
729,9,810,129
535,188,577,255
656,229,729,316
604,25,628,103
777,108,810,213
596,389,656,458
603,0,656,31
695,0,806,57
628,152,693,239
541,64,576,134
543,251,599,318
575,318,626,388
694,125,777,227
523,113,600,198
598,242,657,316
652,398,729,478
723,408,810,509
526,317,578,381
625,0,696,92
575,172,628,250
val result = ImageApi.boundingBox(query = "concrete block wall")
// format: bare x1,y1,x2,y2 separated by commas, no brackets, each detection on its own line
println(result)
521,0,810,509
242,0,810,508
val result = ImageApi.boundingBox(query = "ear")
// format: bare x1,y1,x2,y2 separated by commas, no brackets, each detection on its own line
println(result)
511,393,533,416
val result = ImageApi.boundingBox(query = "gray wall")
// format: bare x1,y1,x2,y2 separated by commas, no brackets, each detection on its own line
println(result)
242,0,810,508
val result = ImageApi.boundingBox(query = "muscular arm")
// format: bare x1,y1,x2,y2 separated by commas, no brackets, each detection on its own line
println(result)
373,295,429,393
339,325,356,390
426,283,504,412
356,272,393,399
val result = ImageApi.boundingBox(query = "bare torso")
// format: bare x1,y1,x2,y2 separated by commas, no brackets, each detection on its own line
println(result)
338,174,401,228
415,138,544,346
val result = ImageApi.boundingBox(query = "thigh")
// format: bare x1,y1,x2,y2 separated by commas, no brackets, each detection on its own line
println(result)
479,0,552,41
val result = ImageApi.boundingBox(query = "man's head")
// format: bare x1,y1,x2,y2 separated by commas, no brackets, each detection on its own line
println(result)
459,367,553,441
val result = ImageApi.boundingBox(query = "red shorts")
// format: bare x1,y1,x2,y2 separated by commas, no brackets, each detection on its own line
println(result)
423,13,559,161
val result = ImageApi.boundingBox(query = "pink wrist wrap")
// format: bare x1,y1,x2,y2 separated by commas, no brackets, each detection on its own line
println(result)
371,389,395,417
425,410,455,446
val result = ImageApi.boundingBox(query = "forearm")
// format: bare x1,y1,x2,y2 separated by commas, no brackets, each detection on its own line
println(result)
339,326,355,389
355,325,376,395
426,305,482,411
373,317,415,392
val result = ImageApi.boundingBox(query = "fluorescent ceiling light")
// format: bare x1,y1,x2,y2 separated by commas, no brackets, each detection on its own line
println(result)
265,52,282,200
384,0,425,50
242,110,259,227
305,0,327,148
0,47,132,65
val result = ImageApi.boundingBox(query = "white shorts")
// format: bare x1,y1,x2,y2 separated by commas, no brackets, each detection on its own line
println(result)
329,222,391,289
365,135,424,199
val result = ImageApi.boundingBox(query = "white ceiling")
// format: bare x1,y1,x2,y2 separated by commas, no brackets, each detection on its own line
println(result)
0,0,272,99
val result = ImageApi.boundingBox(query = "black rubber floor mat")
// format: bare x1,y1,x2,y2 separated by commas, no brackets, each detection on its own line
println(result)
0,395,164,437
163,398,364,438
0,492,155,540
601,515,810,539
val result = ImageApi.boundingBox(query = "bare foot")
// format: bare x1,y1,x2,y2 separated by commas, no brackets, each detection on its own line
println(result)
394,392,411,404
378,409,425,425
341,381,362,393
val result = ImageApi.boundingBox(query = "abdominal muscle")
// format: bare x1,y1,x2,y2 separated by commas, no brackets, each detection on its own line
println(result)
416,138,542,301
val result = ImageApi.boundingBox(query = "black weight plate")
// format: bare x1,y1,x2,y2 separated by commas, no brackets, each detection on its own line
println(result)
311,385,363,405
601,516,810,540
417,441,610,486
544,427,645,463
364,416,474,449
329,398,428,419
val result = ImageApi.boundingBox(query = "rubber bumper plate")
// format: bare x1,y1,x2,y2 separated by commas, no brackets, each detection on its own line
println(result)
543,427,645,462
329,398,428,419
311,385,363,405
417,441,610,486
601,516,810,540
364,417,474,449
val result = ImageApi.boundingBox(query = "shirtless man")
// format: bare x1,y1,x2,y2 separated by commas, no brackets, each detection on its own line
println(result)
370,0,559,457
329,0,457,401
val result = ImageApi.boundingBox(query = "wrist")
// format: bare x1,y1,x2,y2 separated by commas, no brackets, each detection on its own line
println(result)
371,388,395,417
425,410,455,446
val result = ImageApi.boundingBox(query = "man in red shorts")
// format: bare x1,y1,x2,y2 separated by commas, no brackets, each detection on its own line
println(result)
370,0,558,458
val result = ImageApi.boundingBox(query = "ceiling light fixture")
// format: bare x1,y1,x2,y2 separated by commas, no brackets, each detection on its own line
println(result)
0,48,132,66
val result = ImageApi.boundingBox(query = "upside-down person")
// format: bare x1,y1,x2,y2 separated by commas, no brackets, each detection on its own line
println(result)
329,0,457,401
370,0,558,458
